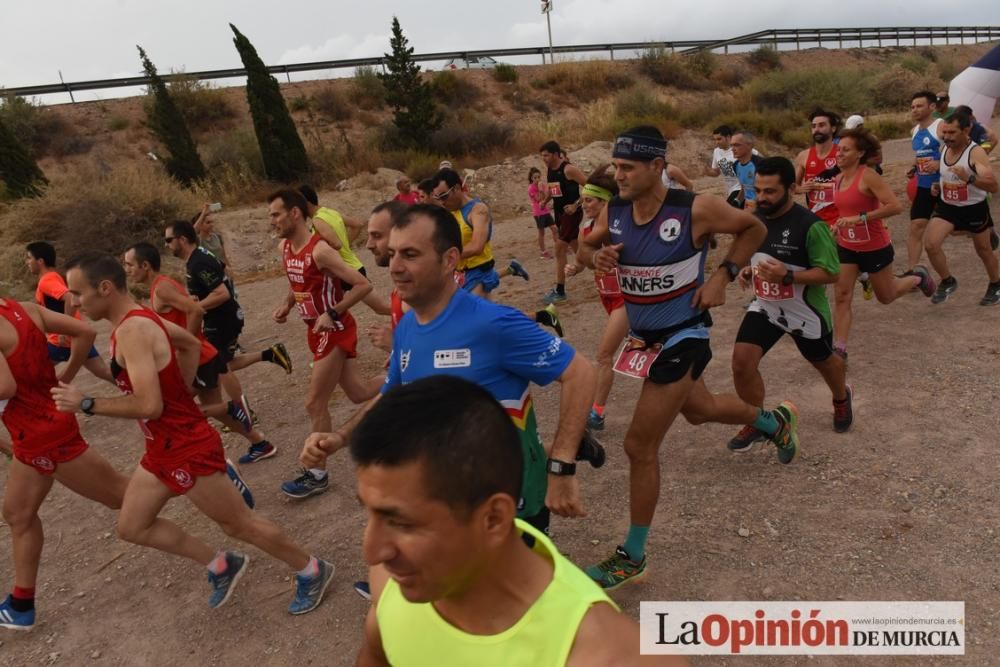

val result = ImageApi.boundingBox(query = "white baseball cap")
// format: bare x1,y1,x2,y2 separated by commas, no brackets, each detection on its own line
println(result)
845,115,864,130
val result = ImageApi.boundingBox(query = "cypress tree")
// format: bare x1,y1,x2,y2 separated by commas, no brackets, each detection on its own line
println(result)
138,46,206,186
379,17,442,149
230,24,309,182
0,113,47,199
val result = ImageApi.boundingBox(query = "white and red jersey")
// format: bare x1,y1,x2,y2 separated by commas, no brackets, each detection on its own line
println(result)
283,234,356,329
803,143,840,226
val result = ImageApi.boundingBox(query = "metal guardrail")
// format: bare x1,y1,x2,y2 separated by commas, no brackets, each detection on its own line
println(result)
4,25,999,100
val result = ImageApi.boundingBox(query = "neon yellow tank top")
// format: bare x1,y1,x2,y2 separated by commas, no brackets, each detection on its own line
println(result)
376,519,617,666
311,207,364,271
453,198,493,271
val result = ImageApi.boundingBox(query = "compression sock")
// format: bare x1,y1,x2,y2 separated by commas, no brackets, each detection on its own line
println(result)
297,556,320,578
622,525,650,562
207,552,228,575
556,283,566,296
261,348,275,363
535,309,554,327
10,586,34,612
309,468,328,480
752,408,780,438
591,403,605,417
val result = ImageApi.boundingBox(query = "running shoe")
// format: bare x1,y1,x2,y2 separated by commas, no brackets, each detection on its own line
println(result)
226,399,253,434
225,459,255,509
586,546,647,591
281,470,330,499
727,425,765,453
269,342,293,374
586,408,605,431
508,259,530,281
980,281,1000,306
207,552,250,609
0,596,34,631
833,385,853,433
238,440,277,465
353,581,372,601
860,273,874,301
542,288,567,304
909,265,937,298
770,401,799,465
931,276,957,304
542,303,563,337
288,559,336,615
576,429,606,469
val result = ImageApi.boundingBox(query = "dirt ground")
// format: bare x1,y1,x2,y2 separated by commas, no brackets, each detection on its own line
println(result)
2,119,1000,665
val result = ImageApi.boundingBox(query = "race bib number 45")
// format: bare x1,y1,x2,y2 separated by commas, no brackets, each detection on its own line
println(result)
942,181,968,203
614,337,662,379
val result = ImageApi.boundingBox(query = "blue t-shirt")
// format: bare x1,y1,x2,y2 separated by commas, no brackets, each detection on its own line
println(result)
912,119,943,188
734,156,761,201
383,289,575,517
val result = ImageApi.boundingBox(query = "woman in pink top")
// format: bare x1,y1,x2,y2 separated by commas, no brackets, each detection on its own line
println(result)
832,128,936,361
528,167,558,259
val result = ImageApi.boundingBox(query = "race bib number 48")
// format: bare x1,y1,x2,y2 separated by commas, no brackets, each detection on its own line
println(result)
614,337,662,379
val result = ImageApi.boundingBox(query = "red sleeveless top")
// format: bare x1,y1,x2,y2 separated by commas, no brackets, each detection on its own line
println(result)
150,275,217,366
0,299,80,449
833,166,890,252
283,234,356,329
804,144,840,226
109,308,220,461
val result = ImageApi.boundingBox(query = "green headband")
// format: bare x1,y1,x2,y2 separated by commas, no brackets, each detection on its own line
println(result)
582,184,612,201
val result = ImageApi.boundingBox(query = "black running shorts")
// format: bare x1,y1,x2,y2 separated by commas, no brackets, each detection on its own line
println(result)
193,353,228,391
736,310,833,363
837,244,895,275
556,208,583,243
646,336,713,385
910,186,936,220
932,200,991,234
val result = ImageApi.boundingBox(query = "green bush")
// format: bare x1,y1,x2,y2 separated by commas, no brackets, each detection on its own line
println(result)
108,116,130,131
351,65,386,110
638,48,712,90
866,116,911,140
200,128,265,178
746,68,873,113
869,65,942,111
380,149,445,182
897,54,931,75
0,94,82,158
710,109,804,144
150,73,237,131
428,113,513,155
493,63,518,83
430,71,481,106
747,45,782,71
313,86,353,121
539,61,632,101
686,50,717,78
289,96,310,112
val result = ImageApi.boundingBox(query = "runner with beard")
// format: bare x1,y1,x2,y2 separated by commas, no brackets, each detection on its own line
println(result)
795,109,842,228
906,91,944,269
729,157,849,452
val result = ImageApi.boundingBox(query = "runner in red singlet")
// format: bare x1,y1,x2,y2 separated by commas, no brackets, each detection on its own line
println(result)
831,129,936,361
122,242,279,464
52,252,334,614
795,109,842,228
564,166,628,432
268,189,377,500
0,298,128,631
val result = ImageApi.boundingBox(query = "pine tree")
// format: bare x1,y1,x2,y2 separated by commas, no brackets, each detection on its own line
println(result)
379,17,442,149
0,113,47,199
138,46,206,186
230,24,309,182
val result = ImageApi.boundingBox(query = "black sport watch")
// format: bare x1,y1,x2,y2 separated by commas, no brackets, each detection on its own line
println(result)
80,397,96,416
719,260,740,282
781,271,795,286
546,458,577,476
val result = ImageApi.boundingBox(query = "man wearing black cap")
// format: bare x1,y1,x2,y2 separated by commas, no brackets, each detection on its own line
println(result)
575,126,802,591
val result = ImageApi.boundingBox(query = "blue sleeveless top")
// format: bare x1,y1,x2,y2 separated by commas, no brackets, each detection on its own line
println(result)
912,119,942,189
606,190,709,336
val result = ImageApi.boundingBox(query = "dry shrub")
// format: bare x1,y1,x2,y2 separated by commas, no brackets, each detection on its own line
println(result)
746,45,782,71
429,112,513,156
710,109,805,144
380,150,446,182
746,68,874,113
145,73,237,131
430,71,481,106
312,85,353,121
0,95,90,158
866,115,911,140
869,65,943,111
493,64,518,83
351,66,386,110
638,48,714,90
539,61,632,101
0,160,199,290
503,85,550,114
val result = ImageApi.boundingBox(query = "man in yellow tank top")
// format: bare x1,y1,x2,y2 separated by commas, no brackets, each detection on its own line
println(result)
297,184,366,275
352,375,686,666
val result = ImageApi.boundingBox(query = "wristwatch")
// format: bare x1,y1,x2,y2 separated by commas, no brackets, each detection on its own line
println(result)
968,173,978,185
326,307,340,320
781,271,795,286
546,458,577,476
80,397,96,416
719,260,740,282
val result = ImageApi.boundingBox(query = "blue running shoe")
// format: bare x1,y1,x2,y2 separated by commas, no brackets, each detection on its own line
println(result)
353,581,372,601
586,408,605,431
289,559,336,615
0,596,34,631
225,459,255,509
238,441,277,465
542,288,567,304
281,470,330,499
207,552,250,609
508,259,530,281
226,400,253,434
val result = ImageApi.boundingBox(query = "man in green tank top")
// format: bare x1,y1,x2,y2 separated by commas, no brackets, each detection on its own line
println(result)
352,376,686,666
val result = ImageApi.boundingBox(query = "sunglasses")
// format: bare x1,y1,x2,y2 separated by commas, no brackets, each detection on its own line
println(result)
434,185,456,201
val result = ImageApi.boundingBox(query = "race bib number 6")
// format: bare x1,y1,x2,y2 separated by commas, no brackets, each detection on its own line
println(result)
614,337,662,379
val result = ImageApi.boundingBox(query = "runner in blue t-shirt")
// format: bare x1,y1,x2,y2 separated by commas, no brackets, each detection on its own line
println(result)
296,204,598,534
731,131,763,209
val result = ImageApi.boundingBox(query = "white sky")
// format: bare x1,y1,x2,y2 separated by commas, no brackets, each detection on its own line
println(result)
2,0,998,95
